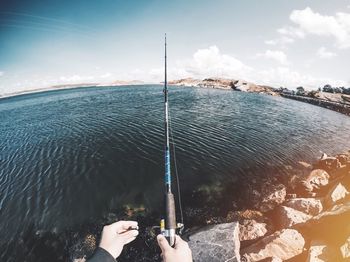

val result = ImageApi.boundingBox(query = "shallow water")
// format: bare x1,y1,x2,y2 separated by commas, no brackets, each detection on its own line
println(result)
0,85,349,255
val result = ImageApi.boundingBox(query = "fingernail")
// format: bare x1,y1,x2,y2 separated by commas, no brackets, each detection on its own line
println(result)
133,230,139,236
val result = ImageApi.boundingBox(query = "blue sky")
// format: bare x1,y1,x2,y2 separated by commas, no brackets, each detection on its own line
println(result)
1,0,350,93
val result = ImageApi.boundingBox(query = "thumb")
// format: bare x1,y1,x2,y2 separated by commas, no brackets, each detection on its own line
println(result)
157,234,171,253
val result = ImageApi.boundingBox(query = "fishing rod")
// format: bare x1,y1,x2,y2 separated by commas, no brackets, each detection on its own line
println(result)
160,33,183,247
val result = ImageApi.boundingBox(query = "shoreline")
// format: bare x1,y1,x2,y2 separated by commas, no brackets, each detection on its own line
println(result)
2,79,350,118
281,93,350,116
0,82,157,101
2,149,349,261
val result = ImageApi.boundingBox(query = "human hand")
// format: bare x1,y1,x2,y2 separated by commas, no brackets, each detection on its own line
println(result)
99,220,139,259
157,234,193,262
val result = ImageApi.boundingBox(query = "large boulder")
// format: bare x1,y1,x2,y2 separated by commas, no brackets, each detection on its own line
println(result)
294,201,350,245
241,229,305,262
256,184,286,212
325,182,349,207
284,198,323,216
239,219,268,242
296,169,330,197
188,222,240,262
306,241,339,262
314,155,340,173
276,206,312,228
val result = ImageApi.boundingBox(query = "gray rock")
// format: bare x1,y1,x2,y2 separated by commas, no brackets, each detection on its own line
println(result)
188,222,240,262
241,229,305,262
73,259,86,262
258,184,286,212
284,198,323,216
276,206,312,228
239,220,268,242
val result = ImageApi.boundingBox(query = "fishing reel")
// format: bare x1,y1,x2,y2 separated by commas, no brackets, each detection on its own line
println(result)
155,219,184,247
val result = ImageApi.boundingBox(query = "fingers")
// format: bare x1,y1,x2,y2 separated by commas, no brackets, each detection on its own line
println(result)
174,235,189,249
110,220,138,233
157,234,172,253
120,229,139,244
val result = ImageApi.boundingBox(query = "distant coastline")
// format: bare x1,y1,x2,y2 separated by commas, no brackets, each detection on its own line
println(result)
0,80,147,101
2,77,350,117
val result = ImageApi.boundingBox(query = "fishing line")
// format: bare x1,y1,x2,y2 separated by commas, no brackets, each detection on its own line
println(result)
168,107,184,228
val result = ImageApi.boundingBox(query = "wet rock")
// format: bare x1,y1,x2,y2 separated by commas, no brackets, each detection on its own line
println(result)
284,198,323,216
326,182,349,206
70,233,97,261
340,236,350,259
239,220,268,242
257,184,286,212
306,241,339,262
241,229,305,262
227,210,265,223
276,206,312,228
314,156,340,173
297,161,312,169
336,154,350,165
188,222,240,262
296,169,329,197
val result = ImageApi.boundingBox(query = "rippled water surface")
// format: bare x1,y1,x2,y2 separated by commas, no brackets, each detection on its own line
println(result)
1,85,350,246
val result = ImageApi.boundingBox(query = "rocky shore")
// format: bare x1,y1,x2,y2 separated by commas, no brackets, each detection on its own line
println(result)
168,77,277,95
281,93,350,116
187,150,350,262
4,150,350,262
169,77,350,117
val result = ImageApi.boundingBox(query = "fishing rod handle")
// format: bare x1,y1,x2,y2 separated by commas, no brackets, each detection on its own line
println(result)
163,192,177,246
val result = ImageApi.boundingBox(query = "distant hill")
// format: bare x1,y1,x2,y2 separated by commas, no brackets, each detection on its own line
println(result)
168,77,278,95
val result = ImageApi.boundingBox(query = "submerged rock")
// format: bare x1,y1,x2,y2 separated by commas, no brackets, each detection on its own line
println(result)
257,184,286,212
188,222,240,262
227,210,265,223
276,206,312,228
241,229,305,262
284,198,323,216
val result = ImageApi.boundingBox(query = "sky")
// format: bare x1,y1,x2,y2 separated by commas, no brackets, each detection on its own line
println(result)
1,0,350,94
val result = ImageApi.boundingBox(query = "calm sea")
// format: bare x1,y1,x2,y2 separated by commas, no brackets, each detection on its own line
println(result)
0,85,350,260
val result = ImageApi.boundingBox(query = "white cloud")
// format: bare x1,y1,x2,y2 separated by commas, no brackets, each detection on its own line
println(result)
265,36,294,46
256,67,346,89
179,45,252,78
143,46,346,89
288,7,350,49
316,47,337,59
277,26,305,38
256,50,289,65
59,75,95,83
147,45,252,81
0,71,3,76
100,72,112,78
